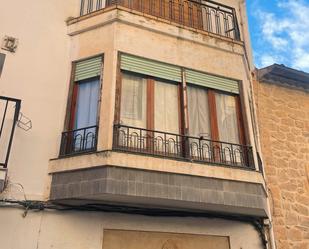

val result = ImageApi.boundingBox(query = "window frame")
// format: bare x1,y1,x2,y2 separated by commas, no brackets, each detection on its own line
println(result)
64,54,104,132
114,54,247,147
118,71,183,134
207,88,246,145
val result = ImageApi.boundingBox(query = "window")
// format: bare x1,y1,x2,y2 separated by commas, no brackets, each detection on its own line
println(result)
187,85,211,159
60,56,103,156
187,85,245,164
187,86,243,143
73,78,100,131
187,85,211,139
215,92,240,144
154,80,180,134
120,75,180,133
120,74,147,129
118,72,181,153
114,54,252,168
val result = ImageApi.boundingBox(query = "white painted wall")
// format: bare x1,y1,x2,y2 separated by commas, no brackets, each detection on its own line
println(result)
0,208,263,249
0,0,78,199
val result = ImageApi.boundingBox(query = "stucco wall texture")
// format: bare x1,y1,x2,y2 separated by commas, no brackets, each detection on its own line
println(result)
0,208,263,249
254,80,309,249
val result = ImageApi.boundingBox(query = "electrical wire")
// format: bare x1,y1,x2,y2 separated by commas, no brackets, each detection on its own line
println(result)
0,198,268,248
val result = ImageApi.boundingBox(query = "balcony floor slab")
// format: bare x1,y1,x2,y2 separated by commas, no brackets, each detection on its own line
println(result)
50,166,268,218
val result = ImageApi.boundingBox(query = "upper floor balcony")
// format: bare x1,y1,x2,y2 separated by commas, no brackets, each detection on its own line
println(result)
78,0,241,41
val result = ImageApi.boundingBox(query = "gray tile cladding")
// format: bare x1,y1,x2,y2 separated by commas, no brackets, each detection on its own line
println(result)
50,166,267,217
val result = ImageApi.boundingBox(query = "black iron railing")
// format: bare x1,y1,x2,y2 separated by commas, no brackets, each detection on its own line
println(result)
80,0,241,40
113,124,255,169
0,96,21,169
59,125,98,156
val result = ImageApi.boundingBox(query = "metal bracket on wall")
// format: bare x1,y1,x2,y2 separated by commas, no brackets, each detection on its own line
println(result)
17,112,32,131
1,36,18,53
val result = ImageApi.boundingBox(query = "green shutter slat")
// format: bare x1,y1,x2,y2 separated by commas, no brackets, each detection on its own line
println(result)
185,69,239,94
121,54,182,82
120,54,239,93
75,56,102,81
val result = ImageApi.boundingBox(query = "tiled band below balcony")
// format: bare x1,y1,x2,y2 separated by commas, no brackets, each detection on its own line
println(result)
50,166,268,218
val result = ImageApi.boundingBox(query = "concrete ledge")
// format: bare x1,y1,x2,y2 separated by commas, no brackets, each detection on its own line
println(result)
50,166,268,218
49,151,264,186
67,8,244,56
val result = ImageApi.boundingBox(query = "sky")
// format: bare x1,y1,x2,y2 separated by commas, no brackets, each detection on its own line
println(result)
247,0,309,72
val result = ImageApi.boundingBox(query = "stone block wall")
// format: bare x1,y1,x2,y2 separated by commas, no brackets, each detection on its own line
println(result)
254,80,309,249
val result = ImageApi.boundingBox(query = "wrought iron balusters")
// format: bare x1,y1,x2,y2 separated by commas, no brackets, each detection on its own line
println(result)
113,124,255,169
79,0,241,40
59,125,98,156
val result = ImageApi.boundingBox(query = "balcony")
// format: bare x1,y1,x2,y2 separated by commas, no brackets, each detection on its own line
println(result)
79,0,241,41
113,124,255,170
59,124,255,170
59,125,98,157
51,127,266,218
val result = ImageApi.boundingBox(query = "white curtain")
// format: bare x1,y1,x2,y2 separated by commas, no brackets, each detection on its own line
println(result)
215,93,239,144
74,78,100,150
120,74,147,149
154,81,179,133
75,79,100,129
102,0,107,8
154,81,179,154
120,74,147,128
187,85,211,159
187,86,211,138
215,93,240,163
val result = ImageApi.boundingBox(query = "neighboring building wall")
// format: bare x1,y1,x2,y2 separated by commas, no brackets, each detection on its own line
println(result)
254,72,309,249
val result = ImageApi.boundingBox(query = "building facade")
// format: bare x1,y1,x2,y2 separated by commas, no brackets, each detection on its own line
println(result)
255,65,309,249
0,1,273,249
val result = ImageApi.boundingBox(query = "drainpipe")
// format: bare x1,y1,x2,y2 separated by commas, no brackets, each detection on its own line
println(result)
237,1,277,249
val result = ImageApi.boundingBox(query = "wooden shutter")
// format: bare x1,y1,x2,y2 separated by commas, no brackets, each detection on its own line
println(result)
75,56,102,82
121,54,182,83
185,69,239,94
